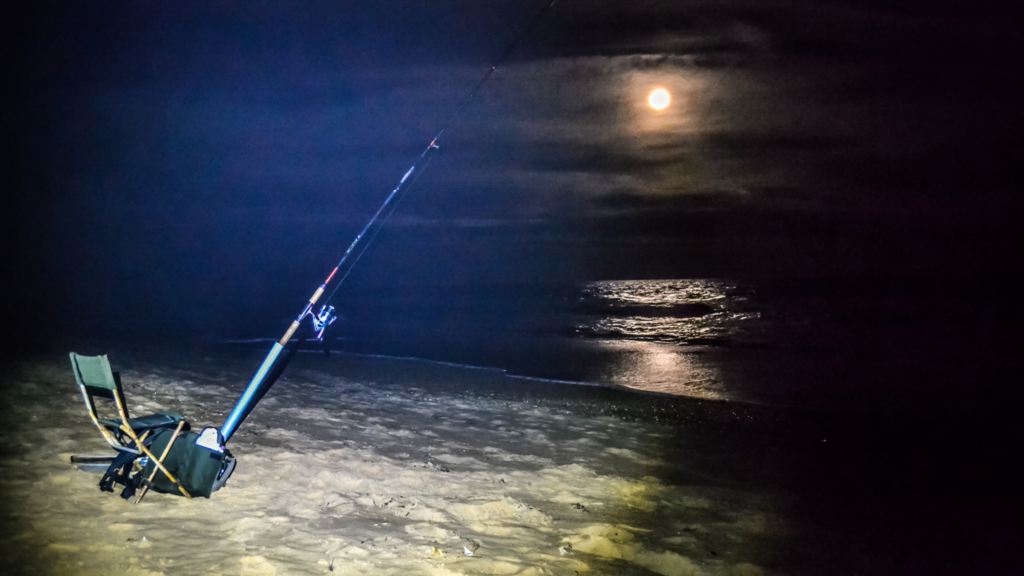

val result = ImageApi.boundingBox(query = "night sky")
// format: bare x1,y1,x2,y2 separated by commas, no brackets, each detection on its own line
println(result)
5,0,1020,343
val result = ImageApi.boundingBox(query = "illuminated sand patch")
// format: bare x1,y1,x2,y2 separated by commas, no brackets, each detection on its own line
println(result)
0,355,788,575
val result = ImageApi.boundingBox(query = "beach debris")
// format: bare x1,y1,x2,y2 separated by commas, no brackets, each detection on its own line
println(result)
463,546,474,556
572,502,590,513
425,458,451,473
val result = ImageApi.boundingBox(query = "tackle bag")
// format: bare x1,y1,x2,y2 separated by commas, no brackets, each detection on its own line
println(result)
140,428,236,498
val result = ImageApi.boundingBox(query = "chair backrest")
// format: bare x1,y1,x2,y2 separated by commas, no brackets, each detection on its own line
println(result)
70,352,130,422
70,353,117,392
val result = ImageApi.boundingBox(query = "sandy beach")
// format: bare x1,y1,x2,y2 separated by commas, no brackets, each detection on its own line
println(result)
0,344,797,576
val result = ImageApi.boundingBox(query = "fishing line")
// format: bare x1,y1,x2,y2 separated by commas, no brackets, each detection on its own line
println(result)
324,149,438,303
436,0,558,137
323,0,559,300
219,0,560,443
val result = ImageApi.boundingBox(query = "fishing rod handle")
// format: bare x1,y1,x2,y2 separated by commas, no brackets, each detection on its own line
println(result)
279,283,328,346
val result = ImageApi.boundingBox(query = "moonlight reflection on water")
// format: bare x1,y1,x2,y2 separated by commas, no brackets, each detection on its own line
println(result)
598,340,726,398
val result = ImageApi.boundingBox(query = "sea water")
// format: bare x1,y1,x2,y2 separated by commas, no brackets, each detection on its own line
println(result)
233,276,1006,414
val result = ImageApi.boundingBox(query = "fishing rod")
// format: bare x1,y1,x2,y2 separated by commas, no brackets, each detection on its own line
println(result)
215,0,560,445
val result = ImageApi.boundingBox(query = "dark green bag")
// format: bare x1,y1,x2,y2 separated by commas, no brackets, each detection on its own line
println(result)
140,428,235,498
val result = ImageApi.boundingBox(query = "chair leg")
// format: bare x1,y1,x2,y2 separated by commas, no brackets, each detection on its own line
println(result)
111,387,192,499
121,423,192,499
135,420,186,504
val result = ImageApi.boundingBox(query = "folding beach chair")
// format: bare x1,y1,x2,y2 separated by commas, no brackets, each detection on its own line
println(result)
70,353,184,452
70,352,192,498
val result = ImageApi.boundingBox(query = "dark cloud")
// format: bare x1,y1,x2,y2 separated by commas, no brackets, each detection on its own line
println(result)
701,132,841,155
4,0,1020,344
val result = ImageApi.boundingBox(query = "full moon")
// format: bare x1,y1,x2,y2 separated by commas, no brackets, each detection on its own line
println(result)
648,88,671,110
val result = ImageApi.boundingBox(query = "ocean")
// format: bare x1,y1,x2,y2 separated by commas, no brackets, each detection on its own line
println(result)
231,276,1013,414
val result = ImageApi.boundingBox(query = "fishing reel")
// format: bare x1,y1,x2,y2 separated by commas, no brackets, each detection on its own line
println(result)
307,303,339,338
310,304,337,340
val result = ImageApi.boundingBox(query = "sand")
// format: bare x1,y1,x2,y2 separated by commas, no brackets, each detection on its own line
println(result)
0,348,790,575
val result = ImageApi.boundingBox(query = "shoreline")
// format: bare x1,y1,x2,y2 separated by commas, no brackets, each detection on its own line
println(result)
1,340,1019,574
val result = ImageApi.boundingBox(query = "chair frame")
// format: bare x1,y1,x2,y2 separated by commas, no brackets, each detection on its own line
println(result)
71,353,135,452
70,352,192,498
